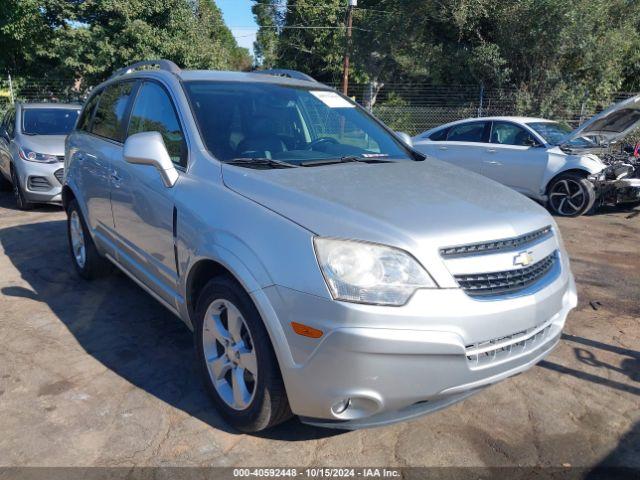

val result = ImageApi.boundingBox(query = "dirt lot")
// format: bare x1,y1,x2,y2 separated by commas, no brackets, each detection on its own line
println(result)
0,190,638,469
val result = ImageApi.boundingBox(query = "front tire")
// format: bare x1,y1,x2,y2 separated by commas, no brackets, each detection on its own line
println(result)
66,199,112,279
547,172,596,217
0,171,11,191
11,167,34,210
195,276,292,432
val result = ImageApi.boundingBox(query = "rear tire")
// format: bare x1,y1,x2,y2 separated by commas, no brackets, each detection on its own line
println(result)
195,276,292,432
11,167,34,210
547,172,596,217
66,199,112,279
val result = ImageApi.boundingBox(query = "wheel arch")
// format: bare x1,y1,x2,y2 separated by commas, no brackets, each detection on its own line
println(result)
183,254,296,370
61,185,76,210
545,168,593,195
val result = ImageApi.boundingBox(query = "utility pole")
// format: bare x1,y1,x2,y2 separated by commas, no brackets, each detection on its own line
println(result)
341,0,356,96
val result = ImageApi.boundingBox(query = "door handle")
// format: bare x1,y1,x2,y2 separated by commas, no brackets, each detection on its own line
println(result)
438,146,448,150
485,148,496,153
110,171,122,185
484,160,502,165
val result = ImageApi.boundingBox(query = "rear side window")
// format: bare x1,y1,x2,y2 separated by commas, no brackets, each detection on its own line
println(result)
127,81,186,167
77,93,101,132
91,82,135,142
447,122,488,142
429,128,449,141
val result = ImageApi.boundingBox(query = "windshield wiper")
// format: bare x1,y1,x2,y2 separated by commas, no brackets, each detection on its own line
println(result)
225,157,297,169
300,156,391,167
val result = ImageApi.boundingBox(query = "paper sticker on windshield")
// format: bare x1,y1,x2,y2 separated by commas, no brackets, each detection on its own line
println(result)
310,91,355,108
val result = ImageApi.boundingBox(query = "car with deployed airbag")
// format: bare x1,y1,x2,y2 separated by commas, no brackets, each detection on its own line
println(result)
412,96,640,216
63,60,577,431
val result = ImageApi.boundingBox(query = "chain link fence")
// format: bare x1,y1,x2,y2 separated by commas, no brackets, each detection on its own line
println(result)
337,83,639,137
1,74,637,142
0,76,87,118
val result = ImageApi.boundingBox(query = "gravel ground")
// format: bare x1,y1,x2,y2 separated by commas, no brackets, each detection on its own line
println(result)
0,190,638,469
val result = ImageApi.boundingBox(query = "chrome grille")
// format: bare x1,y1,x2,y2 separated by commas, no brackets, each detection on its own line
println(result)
441,226,552,257
465,320,555,368
454,251,557,296
27,176,51,191
54,168,64,184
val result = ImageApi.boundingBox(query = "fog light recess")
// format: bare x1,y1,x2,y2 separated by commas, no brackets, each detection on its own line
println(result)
331,398,351,415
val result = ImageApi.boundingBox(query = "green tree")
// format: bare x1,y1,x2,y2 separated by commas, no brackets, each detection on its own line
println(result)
260,0,639,115
251,0,281,68
0,0,251,86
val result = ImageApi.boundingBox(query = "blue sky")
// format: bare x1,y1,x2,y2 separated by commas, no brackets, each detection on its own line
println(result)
215,0,259,56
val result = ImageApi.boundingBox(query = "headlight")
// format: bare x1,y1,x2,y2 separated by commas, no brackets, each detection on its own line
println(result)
313,238,437,306
19,147,59,164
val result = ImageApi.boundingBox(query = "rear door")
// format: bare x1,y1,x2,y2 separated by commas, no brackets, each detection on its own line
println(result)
482,121,548,197
71,81,136,253
439,121,491,175
110,80,186,305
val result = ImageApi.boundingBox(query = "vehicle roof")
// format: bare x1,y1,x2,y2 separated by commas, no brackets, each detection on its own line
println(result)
18,102,82,110
114,69,327,90
435,116,553,128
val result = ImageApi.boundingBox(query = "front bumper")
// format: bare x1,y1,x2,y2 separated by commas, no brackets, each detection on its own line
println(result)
253,258,577,428
14,159,64,204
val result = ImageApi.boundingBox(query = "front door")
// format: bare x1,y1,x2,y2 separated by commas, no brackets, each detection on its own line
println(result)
110,81,187,306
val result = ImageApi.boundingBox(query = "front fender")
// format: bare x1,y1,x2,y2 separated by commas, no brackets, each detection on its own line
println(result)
543,151,604,191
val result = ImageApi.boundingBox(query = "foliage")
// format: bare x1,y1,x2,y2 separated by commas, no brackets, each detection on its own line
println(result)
251,0,281,68
0,0,251,87
252,0,640,112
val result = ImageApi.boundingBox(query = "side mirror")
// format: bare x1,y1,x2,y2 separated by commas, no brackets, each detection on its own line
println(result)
0,128,9,142
123,131,179,188
395,131,413,147
524,137,541,147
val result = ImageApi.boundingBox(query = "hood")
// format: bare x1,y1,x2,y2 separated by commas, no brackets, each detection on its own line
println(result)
562,94,640,145
222,160,553,254
19,135,67,156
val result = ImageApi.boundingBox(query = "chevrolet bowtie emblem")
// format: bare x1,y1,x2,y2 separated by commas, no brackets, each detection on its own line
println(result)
514,251,534,267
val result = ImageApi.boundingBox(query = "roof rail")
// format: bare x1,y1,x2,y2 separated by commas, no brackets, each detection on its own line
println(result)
255,69,318,83
110,60,181,79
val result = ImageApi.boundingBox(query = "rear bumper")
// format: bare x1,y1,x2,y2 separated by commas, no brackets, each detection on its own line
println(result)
253,258,577,427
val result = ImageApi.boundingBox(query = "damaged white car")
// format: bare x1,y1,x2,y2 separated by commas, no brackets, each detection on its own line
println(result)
412,95,640,216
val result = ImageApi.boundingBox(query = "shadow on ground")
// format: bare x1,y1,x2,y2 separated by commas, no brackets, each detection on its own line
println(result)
0,217,340,441
587,420,640,478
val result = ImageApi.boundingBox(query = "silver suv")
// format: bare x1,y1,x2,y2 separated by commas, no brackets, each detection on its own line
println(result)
64,61,577,432
0,103,80,209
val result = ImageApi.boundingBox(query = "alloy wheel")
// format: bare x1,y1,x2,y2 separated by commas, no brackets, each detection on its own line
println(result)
202,299,258,411
549,179,587,216
69,210,87,268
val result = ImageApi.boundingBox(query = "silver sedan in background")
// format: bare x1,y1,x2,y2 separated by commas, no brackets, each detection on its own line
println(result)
412,95,640,217
0,103,80,209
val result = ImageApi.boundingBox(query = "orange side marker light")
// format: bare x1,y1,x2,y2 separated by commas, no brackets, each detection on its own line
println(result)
291,322,323,339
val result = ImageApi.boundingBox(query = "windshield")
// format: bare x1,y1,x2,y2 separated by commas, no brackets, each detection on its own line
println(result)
22,108,80,135
527,121,595,148
184,81,412,165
